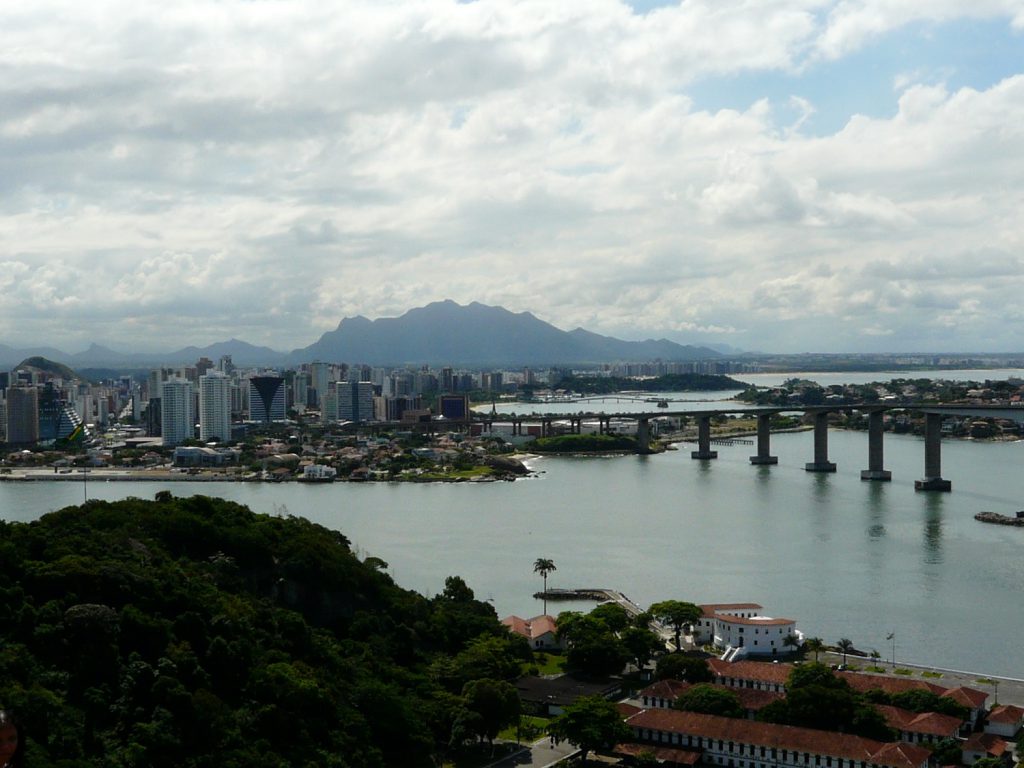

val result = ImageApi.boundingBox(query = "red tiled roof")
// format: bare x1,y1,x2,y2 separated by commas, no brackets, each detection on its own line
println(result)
840,672,987,710
987,704,1024,725
876,705,962,738
840,672,945,696
734,688,784,711
618,703,645,718
701,603,763,617
639,679,693,700
614,742,702,764
627,709,930,768
500,614,557,641
963,732,1010,756
707,658,792,685
716,615,795,626
943,686,988,709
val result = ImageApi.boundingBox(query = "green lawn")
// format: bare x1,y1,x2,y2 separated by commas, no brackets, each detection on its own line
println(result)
525,651,568,676
498,715,549,743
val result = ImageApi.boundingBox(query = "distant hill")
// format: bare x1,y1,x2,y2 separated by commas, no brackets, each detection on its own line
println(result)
291,300,721,366
14,356,85,382
1,301,721,369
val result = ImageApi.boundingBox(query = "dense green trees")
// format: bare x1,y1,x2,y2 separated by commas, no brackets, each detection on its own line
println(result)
547,695,631,766
0,495,523,767
655,654,713,683
673,684,744,718
556,612,629,677
757,663,891,741
648,600,702,652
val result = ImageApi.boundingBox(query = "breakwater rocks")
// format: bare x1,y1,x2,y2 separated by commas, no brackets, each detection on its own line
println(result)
975,511,1024,527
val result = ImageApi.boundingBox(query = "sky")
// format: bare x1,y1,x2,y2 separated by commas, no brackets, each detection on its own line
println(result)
2,1,1024,355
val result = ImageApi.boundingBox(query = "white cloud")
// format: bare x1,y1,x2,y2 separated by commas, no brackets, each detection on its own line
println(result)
0,1,1022,352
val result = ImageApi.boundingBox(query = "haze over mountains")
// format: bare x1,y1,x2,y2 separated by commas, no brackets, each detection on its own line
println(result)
1,301,721,369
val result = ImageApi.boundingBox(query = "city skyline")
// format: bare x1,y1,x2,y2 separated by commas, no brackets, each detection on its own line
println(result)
3,2,1023,353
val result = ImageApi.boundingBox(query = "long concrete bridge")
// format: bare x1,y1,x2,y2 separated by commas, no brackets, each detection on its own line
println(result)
476,403,1024,493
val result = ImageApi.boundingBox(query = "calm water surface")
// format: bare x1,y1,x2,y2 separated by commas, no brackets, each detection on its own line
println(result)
3,429,1023,677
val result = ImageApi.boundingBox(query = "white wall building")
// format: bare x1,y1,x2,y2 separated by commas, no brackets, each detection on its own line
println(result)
199,372,232,442
161,379,194,447
694,603,799,659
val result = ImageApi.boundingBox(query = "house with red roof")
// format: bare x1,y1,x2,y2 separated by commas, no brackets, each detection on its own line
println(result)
626,708,931,768
962,731,1013,766
985,703,1024,739
500,613,563,650
875,704,962,745
638,677,783,720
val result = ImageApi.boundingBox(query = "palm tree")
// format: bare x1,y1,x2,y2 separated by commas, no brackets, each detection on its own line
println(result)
534,558,556,615
837,638,854,666
782,634,800,655
804,637,825,662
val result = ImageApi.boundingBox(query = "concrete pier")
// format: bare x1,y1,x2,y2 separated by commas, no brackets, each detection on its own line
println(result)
805,412,837,472
915,412,951,491
860,409,892,481
691,415,718,460
636,418,652,455
749,413,778,465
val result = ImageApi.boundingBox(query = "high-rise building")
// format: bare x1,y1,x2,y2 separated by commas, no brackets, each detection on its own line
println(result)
5,386,38,445
438,394,470,420
199,372,232,442
37,384,83,442
248,376,286,422
310,362,333,408
161,379,194,447
338,380,375,422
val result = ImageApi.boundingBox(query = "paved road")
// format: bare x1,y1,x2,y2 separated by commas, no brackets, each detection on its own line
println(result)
486,737,578,768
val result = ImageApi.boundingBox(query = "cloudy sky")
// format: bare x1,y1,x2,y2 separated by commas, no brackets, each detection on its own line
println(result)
3,1,1024,354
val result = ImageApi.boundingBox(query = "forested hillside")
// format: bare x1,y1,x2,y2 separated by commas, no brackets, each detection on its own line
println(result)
0,495,525,767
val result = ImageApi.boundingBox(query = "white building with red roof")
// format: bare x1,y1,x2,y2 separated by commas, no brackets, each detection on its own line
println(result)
500,614,563,650
875,705,962,744
627,708,931,768
985,703,1024,739
695,603,799,659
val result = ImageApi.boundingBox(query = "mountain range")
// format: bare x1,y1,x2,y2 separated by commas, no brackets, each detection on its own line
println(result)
1,300,721,369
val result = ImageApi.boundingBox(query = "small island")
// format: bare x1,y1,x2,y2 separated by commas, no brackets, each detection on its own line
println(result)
974,511,1024,527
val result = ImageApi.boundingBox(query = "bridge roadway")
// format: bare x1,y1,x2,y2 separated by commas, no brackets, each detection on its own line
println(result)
385,402,1023,492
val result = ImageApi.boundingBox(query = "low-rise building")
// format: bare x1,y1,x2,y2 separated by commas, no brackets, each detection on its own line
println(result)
627,708,931,768
985,704,1024,739
501,614,562,650
875,705,961,745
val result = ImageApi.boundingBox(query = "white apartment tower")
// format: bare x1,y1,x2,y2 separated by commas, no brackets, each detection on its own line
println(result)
199,372,232,442
161,379,194,447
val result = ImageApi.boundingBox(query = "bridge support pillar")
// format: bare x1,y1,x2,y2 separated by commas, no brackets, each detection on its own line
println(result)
805,412,837,472
749,413,777,465
691,415,718,460
636,418,652,455
860,410,892,481
915,413,951,491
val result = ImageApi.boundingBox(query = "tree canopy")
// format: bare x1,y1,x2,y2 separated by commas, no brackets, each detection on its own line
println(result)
648,600,702,652
0,494,521,767
673,684,744,718
547,695,630,765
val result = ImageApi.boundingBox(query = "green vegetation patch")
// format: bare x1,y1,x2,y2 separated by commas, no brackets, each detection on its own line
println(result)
921,670,943,678
528,433,638,453
894,668,914,675
0,494,530,767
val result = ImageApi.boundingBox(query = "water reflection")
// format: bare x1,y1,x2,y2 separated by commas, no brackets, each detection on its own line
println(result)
922,492,945,565
809,473,832,543
865,481,887,541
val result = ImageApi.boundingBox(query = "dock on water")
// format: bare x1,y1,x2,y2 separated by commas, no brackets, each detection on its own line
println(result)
533,588,645,618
